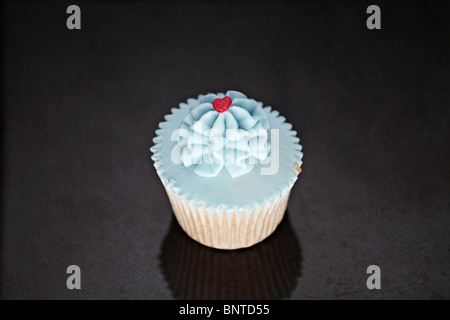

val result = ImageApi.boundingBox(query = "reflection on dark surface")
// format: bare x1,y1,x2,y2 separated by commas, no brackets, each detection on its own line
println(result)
159,212,302,299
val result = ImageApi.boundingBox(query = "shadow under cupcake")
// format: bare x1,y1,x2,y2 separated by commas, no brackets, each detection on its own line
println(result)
159,212,302,300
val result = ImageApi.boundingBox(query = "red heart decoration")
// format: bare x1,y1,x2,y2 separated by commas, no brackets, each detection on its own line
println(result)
212,96,232,113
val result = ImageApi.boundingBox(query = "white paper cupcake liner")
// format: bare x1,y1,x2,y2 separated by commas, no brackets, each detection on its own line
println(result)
166,187,291,249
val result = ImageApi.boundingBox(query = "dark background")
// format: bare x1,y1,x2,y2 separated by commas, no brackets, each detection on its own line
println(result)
1,0,449,299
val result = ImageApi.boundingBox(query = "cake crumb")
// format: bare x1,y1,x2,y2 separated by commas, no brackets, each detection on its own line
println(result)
295,162,302,175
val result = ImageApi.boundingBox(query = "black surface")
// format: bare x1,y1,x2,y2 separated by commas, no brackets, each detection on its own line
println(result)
1,0,449,299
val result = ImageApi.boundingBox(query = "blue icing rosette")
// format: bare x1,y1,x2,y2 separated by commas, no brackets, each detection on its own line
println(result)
175,90,271,178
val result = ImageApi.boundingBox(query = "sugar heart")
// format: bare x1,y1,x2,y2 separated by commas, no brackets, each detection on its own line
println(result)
212,96,232,113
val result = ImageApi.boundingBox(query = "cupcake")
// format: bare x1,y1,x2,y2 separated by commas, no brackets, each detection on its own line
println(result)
151,90,303,249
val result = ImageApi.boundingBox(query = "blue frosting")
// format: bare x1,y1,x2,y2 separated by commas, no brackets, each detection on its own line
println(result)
151,91,303,213
175,90,271,178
